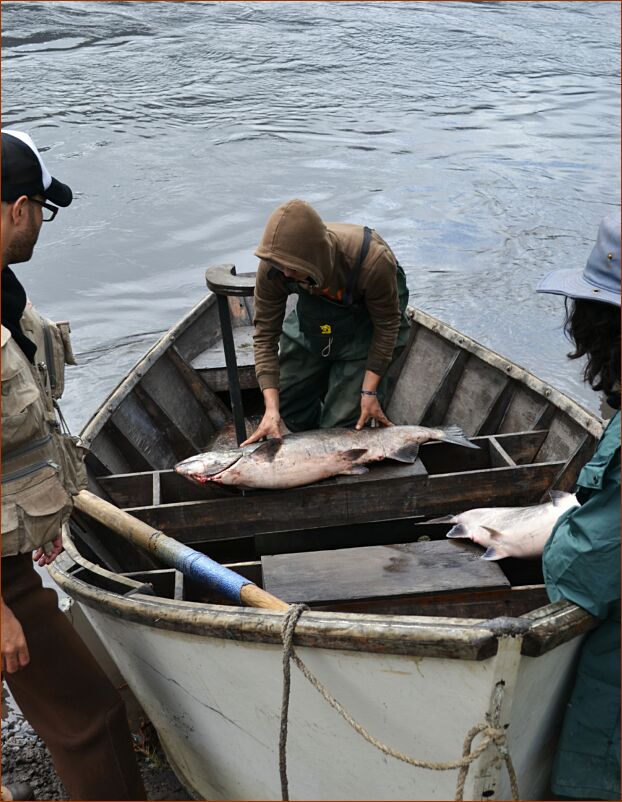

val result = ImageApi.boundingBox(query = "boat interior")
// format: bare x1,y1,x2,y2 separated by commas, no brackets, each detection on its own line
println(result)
68,292,600,623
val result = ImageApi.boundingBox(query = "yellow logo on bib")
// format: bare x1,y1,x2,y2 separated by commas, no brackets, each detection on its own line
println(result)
320,324,332,335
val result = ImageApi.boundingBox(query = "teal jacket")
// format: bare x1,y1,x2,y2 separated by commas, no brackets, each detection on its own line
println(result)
543,410,620,800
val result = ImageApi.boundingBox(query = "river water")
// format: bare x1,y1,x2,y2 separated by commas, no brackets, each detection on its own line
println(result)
2,1,620,430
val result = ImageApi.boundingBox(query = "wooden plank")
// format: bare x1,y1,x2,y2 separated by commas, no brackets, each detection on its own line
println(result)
99,469,233,508
191,325,256,370
255,516,429,557
222,560,263,585
110,396,177,471
314,585,550,619
442,357,509,436
124,460,565,545
167,345,230,429
386,327,460,424
262,540,510,604
85,431,132,476
542,433,595,499
534,412,588,464
103,419,159,473
152,471,161,507
420,350,470,427
498,385,550,434
491,430,548,464
488,437,516,468
197,365,259,393
132,384,200,459
139,358,217,455
174,299,223,363
382,319,418,411
476,380,515,435
228,295,253,327
120,568,179,599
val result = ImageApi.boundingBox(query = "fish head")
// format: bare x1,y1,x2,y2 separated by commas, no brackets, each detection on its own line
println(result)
175,450,242,484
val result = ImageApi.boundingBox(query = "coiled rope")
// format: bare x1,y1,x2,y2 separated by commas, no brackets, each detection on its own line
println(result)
279,604,519,801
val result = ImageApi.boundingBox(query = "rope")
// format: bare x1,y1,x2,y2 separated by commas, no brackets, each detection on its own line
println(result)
279,604,519,801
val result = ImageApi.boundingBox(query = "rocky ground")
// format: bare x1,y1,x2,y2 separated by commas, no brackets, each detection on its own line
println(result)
1,699,191,801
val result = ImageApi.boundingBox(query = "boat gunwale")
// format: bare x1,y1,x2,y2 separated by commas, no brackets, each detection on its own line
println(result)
79,299,603,450
50,534,597,662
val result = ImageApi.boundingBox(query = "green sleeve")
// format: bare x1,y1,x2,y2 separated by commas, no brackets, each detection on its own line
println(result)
543,452,620,620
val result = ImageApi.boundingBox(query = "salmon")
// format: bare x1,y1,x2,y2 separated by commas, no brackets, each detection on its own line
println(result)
175,424,478,490
437,491,579,559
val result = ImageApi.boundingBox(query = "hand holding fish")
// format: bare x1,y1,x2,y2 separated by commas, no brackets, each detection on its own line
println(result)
356,370,392,430
356,393,392,430
241,388,284,446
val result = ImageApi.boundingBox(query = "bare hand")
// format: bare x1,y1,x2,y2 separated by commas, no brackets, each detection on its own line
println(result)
33,536,63,567
241,410,284,446
355,395,393,430
1,601,29,674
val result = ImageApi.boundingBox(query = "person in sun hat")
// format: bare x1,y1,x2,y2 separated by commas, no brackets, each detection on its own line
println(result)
1,129,146,800
242,199,411,446
535,212,620,800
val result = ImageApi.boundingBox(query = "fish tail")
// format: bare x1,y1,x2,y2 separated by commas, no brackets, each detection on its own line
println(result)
437,425,480,450
446,523,471,539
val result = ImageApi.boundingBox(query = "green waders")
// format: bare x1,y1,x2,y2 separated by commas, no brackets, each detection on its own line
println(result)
279,227,410,431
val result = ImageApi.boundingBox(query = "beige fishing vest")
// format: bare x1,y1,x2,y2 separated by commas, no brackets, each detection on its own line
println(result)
1,302,88,557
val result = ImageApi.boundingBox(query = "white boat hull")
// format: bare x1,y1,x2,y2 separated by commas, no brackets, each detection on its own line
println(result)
77,603,582,801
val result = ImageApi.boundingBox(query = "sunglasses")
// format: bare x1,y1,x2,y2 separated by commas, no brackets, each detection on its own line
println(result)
29,197,59,222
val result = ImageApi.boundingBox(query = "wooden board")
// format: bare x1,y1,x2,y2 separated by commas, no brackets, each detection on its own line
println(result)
191,325,256,370
262,539,510,604
123,458,565,546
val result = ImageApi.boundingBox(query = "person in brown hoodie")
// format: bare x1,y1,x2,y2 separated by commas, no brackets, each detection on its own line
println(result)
242,199,410,444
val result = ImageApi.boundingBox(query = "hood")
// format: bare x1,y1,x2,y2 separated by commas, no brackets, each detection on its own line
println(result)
255,199,335,287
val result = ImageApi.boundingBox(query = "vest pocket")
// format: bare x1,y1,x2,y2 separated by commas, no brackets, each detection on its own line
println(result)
56,434,89,496
1,462,73,556
1,363,44,445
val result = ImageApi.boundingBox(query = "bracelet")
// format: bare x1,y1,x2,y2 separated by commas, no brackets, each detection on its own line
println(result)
360,390,377,396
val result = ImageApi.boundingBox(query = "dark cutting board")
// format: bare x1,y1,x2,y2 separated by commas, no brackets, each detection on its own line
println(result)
261,539,510,604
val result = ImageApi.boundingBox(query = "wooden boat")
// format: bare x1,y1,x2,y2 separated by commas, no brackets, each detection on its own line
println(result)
49,278,603,801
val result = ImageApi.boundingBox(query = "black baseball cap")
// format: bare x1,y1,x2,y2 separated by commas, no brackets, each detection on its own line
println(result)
1,128,72,207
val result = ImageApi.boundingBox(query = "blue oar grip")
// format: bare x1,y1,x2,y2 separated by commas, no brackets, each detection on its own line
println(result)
153,538,251,603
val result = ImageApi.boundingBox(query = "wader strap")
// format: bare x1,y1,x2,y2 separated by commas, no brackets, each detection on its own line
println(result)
344,226,372,305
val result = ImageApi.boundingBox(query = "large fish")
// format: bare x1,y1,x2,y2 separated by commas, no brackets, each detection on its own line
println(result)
175,424,478,490
438,491,579,560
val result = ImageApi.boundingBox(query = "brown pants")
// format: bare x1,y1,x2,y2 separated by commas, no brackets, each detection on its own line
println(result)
2,554,146,800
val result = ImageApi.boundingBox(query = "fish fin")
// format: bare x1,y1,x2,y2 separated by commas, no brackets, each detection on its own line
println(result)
427,515,456,524
248,438,283,462
446,523,471,539
437,425,480,450
341,448,368,462
549,490,573,506
481,525,503,541
389,443,420,464
338,465,369,476
481,546,502,561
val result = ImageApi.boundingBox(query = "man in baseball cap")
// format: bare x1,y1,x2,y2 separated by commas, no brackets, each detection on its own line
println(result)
1,131,147,801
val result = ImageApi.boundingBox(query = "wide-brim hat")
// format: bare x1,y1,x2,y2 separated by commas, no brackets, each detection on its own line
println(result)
537,213,620,307
2,128,72,206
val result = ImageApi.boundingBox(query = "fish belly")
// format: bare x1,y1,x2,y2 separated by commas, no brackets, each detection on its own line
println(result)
215,454,341,489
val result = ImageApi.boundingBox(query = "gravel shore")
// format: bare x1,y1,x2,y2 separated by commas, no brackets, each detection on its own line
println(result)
1,695,192,801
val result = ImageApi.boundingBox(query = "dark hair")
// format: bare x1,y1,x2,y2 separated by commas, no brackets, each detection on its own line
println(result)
564,298,620,404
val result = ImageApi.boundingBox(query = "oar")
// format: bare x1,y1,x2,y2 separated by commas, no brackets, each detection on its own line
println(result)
73,490,289,611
